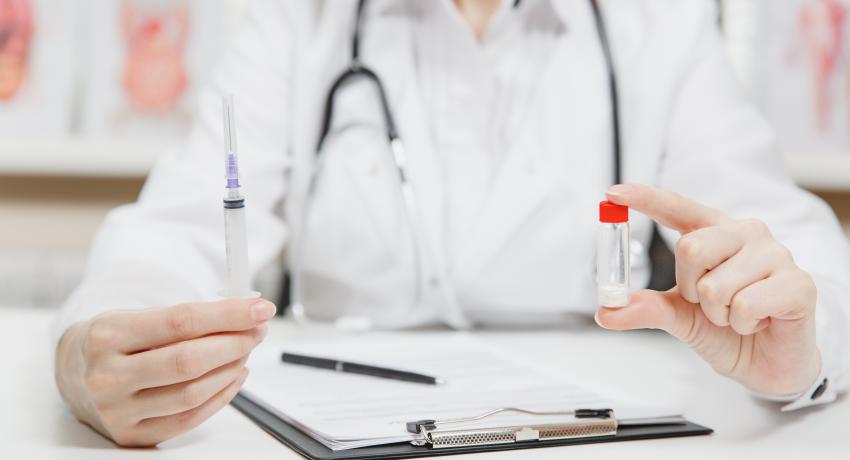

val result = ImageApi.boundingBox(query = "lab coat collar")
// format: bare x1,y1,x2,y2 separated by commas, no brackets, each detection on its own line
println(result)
434,0,568,39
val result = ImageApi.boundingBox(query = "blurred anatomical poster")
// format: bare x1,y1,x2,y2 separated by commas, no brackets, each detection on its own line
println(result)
80,0,223,140
752,0,850,156
0,0,75,136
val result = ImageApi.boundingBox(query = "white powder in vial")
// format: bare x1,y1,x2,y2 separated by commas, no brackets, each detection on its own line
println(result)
598,285,628,308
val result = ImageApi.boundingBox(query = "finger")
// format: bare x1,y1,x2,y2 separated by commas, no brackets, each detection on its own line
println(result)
127,368,249,447
115,298,276,353
729,271,817,335
695,243,786,327
127,324,266,389
131,357,248,420
606,184,730,234
674,225,747,303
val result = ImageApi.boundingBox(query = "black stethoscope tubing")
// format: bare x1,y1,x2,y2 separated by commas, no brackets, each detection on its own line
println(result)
294,0,625,324
316,0,622,185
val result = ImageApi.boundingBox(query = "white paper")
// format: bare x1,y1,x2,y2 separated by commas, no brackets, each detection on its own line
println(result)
242,333,677,451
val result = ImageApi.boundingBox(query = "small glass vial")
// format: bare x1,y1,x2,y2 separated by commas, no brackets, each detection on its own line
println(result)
597,200,630,307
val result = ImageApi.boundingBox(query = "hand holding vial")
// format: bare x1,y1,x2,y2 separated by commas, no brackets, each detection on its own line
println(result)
594,184,822,398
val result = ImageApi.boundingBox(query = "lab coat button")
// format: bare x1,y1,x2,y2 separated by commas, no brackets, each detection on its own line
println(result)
429,276,440,287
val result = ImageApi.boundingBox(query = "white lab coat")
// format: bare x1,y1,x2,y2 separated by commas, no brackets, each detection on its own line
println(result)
58,0,850,395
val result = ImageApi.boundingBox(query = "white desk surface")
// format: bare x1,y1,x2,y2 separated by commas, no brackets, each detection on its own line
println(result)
2,306,846,459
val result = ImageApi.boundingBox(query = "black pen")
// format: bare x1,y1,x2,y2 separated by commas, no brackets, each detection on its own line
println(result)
281,352,445,385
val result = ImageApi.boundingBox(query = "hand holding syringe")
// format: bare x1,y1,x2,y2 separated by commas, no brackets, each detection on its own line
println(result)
52,94,274,447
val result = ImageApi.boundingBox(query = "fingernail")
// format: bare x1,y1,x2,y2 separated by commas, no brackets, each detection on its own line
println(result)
594,311,610,329
250,300,275,321
607,184,636,198
255,323,269,340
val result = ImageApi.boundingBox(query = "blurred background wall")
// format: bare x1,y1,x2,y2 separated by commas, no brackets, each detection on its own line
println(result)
1,0,849,309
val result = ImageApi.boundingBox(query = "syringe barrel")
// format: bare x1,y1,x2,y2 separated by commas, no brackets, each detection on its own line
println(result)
223,199,252,297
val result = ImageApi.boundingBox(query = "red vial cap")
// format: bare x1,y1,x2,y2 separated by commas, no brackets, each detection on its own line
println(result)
599,200,628,223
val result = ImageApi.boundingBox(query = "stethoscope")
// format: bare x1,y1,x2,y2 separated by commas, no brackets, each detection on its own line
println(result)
290,0,623,330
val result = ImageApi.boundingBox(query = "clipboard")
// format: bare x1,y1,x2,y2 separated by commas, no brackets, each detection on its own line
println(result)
231,393,713,460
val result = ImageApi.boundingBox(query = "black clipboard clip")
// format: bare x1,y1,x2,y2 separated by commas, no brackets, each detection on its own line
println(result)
406,407,617,449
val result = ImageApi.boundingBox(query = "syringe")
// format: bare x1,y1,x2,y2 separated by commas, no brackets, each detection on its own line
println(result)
220,94,254,298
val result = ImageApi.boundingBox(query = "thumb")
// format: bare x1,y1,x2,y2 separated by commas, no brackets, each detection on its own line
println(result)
596,288,745,381
595,288,696,339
